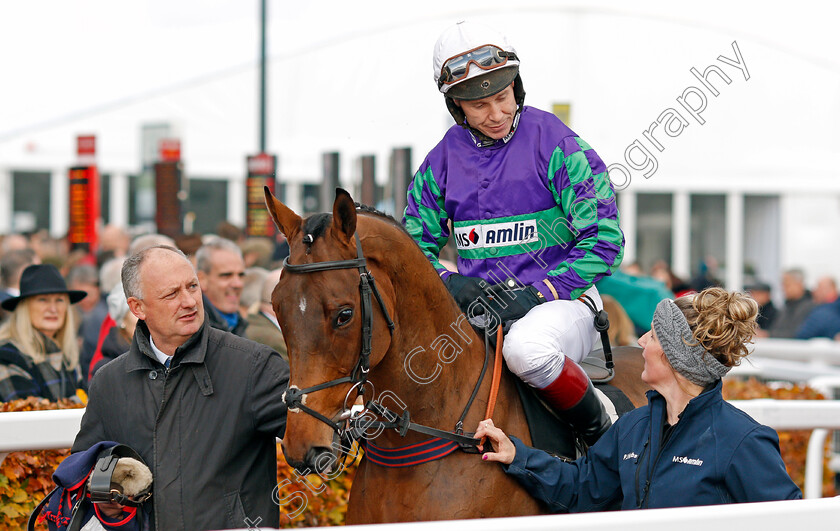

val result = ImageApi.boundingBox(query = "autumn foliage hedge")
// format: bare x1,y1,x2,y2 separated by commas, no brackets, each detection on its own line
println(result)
0,397,359,530
275,445,361,527
0,397,83,530
1,378,835,529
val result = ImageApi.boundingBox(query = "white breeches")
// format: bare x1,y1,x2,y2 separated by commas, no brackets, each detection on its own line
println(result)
502,285,601,389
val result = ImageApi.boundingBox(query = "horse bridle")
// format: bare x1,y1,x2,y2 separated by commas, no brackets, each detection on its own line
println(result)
281,231,483,449
281,232,395,433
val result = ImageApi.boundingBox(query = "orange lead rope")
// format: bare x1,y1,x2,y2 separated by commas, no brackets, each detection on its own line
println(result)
480,324,505,448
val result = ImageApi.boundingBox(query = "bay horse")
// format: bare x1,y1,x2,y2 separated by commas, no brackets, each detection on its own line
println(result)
265,187,649,523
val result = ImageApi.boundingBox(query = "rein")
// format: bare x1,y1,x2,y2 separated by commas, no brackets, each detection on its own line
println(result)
357,325,503,458
281,230,500,453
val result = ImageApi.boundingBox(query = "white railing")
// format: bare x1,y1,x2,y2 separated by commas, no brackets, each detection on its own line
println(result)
728,338,840,383
752,337,840,366
0,408,83,452
729,356,840,382
253,498,840,531
728,399,840,430
0,408,84,467
1,400,839,498
1,408,836,530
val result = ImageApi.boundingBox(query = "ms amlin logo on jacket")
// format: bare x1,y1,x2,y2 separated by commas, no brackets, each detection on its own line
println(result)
454,220,539,249
673,455,704,466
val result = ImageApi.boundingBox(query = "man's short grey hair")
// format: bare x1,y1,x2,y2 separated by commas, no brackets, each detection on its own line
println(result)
0,248,36,287
783,268,805,285
195,237,243,274
128,233,176,257
66,263,99,286
122,245,189,300
99,257,126,294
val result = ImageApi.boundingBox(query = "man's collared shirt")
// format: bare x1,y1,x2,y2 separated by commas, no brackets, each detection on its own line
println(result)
148,335,173,368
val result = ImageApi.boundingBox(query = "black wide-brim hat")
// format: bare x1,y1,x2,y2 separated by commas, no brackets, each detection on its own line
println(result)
1,263,87,311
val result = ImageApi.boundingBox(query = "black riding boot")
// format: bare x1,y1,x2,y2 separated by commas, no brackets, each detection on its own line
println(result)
558,381,612,447
537,356,613,447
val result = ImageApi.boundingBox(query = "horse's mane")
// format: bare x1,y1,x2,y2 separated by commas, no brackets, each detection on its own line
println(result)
301,203,410,243
302,213,332,241
354,203,410,236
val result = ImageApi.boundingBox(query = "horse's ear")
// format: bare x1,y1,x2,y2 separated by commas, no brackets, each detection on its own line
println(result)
332,188,357,242
264,186,302,239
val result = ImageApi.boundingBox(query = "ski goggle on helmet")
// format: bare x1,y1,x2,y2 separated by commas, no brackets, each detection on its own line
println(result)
433,21,520,100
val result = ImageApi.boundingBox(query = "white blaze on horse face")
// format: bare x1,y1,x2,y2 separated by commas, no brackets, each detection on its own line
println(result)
299,296,307,315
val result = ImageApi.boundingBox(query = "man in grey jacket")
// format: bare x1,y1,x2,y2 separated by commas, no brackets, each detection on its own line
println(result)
767,268,816,338
73,245,290,530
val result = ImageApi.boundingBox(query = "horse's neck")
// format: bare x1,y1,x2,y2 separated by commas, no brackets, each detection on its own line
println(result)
364,232,495,440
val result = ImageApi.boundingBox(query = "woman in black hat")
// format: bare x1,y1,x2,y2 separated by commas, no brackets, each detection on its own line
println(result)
0,264,87,402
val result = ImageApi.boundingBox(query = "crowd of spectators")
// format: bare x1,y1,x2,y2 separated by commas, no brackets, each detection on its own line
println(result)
0,223,290,403
4,222,838,405
617,257,840,342
742,269,839,341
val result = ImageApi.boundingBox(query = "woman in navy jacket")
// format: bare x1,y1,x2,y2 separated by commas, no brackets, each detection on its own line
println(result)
476,287,801,510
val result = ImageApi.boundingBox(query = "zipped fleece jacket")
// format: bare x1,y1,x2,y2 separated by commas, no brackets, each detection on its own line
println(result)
505,380,801,511
73,321,289,530
403,106,623,300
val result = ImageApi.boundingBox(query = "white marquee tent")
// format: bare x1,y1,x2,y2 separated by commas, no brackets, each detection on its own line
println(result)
1,0,839,292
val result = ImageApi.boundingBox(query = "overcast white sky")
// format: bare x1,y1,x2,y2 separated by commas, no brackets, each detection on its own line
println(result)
1,0,838,180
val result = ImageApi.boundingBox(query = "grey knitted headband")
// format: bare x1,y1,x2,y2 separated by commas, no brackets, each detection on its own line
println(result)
652,299,731,386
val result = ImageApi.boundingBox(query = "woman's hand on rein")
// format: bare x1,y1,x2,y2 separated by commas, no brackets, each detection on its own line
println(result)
475,419,516,465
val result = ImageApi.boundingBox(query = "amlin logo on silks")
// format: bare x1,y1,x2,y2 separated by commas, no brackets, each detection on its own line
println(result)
454,220,539,249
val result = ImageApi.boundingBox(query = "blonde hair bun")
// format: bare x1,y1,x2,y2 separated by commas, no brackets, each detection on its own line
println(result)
675,287,758,367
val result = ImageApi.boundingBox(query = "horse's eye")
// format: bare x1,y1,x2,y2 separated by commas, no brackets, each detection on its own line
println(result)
334,308,354,328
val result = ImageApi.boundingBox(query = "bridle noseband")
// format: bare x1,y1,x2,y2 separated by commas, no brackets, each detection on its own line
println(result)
282,230,484,451
281,232,395,432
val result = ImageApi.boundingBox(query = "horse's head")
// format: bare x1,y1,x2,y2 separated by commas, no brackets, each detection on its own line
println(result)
265,187,396,473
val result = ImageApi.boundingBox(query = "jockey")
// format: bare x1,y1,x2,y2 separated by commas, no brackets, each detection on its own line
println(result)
403,21,624,445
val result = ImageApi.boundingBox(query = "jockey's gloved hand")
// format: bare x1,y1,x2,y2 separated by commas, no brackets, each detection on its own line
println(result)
444,273,487,313
482,286,544,324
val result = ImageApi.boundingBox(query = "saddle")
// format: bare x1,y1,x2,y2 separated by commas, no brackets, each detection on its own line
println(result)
471,293,635,459
513,349,635,460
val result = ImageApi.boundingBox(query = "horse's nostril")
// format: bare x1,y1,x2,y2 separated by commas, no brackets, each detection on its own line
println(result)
304,446,338,475
286,457,308,473
282,442,306,473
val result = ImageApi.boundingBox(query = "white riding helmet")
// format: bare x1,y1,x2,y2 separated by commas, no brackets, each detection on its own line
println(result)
433,21,526,131
433,20,520,100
